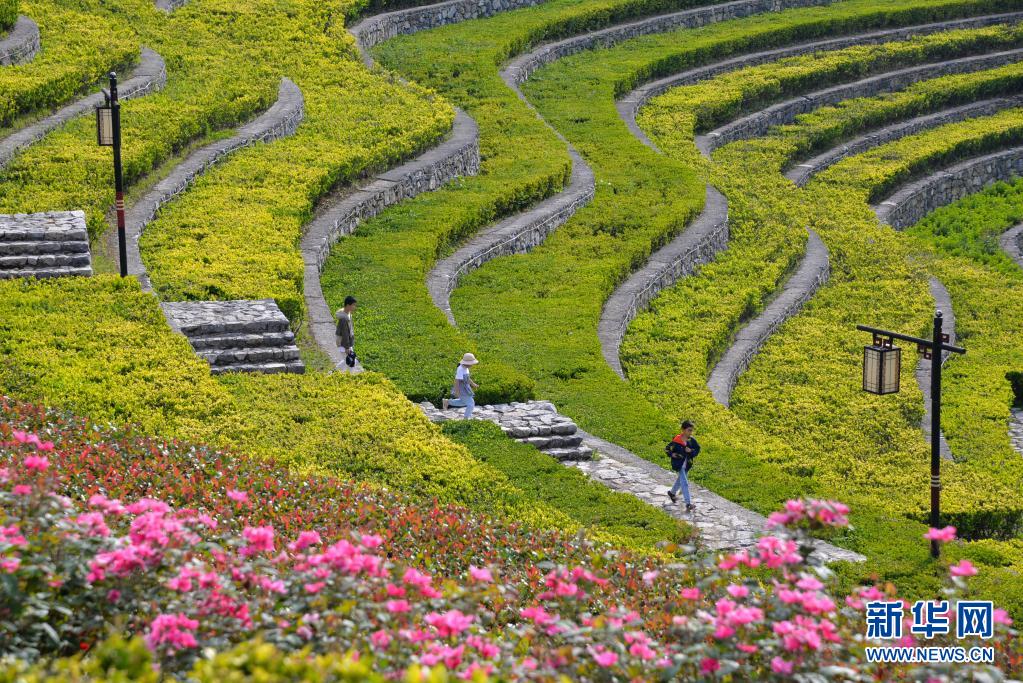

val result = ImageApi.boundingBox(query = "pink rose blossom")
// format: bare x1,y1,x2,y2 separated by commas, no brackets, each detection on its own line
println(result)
924,526,957,543
371,629,392,650
226,489,248,504
726,584,749,598
700,657,720,674
949,559,977,577
469,565,493,583
241,525,275,556
23,455,48,472
589,647,618,667
771,656,794,675
386,599,411,614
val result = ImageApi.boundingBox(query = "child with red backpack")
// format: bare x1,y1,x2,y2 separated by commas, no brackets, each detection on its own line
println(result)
666,420,699,512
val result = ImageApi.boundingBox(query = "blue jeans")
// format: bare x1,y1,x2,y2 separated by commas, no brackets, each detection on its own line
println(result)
670,466,691,505
449,395,475,419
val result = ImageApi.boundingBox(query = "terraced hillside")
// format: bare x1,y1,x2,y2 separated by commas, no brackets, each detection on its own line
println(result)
3,0,1023,675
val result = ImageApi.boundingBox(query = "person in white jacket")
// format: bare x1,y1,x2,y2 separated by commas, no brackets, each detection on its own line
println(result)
446,353,479,418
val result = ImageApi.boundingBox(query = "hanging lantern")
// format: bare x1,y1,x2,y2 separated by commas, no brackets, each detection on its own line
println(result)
96,98,114,147
863,334,901,395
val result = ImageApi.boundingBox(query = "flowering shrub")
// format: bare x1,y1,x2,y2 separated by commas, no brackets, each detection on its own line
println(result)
3,417,1021,679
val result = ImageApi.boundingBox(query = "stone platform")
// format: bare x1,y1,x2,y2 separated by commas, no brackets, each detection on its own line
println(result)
161,299,304,375
0,211,92,280
420,400,593,461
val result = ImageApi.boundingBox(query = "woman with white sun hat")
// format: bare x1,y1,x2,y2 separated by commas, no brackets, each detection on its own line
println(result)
445,352,479,419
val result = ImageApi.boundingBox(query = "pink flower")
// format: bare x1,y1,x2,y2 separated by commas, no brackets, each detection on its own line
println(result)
107,589,121,602
589,647,618,667
700,657,720,674
12,485,30,496
726,584,749,598
385,582,406,597
386,600,411,614
924,526,957,543
304,582,326,594
371,629,391,650
771,656,794,675
469,565,493,583
1,557,19,573
680,587,701,600
226,489,248,504
23,455,48,472
75,512,110,538
994,609,1013,626
402,567,433,590
288,530,321,552
360,534,383,549
949,559,977,577
425,609,473,638
146,614,199,652
520,606,556,625
796,576,824,591
241,525,275,556
642,570,659,584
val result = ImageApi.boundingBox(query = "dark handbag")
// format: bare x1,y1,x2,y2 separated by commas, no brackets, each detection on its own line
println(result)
345,350,357,368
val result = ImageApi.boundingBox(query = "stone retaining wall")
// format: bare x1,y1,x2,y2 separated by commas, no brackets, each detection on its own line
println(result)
302,111,480,366
0,48,167,170
786,96,1023,185
119,78,304,289
155,0,189,11
0,16,38,66
426,147,593,325
876,145,1023,229
598,185,729,378
698,47,1023,155
707,229,829,407
619,12,1023,154
503,0,836,87
1000,223,1023,268
351,0,547,52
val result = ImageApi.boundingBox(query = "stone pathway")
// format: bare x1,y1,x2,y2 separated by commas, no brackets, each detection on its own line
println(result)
155,0,189,10
916,277,956,461
696,47,1023,157
875,144,1023,229
420,398,864,561
999,223,1023,269
1010,408,1023,457
707,229,829,407
0,16,38,67
0,49,166,171
114,77,304,291
786,95,1023,186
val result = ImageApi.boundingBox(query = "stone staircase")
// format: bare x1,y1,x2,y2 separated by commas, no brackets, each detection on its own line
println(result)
0,211,92,279
420,400,594,461
161,299,304,375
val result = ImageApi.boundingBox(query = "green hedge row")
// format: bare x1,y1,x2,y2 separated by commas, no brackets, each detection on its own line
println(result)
0,275,608,547
0,0,16,31
350,0,1023,604
327,0,1012,404
0,0,137,128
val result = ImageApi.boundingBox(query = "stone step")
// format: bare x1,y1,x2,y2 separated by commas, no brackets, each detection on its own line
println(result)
0,239,90,256
0,265,92,279
0,211,88,242
0,252,91,269
516,434,583,450
501,421,578,438
543,445,594,462
209,360,305,375
162,299,292,337
188,330,296,350
198,345,301,366
178,319,291,337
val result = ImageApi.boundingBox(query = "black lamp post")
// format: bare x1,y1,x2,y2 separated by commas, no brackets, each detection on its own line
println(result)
858,312,965,558
96,72,126,277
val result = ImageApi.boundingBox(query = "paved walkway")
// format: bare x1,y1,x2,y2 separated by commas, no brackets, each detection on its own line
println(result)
1010,408,1023,457
571,428,865,561
1000,223,1023,269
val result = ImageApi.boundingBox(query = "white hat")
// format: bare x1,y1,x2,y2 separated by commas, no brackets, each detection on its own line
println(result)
460,352,479,366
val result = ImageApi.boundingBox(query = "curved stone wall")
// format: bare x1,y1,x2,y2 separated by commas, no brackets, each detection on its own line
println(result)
502,0,836,87
155,0,189,11
302,110,481,366
706,228,829,407
786,96,1023,185
350,0,548,55
598,185,729,378
0,16,38,66
1000,223,1023,268
118,78,305,289
0,48,167,170
619,12,1023,154
875,144,1023,229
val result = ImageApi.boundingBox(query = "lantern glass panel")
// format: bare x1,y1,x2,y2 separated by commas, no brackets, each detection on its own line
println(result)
96,105,114,146
863,345,901,395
